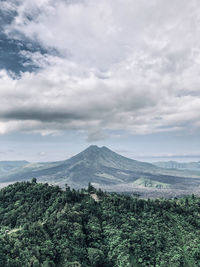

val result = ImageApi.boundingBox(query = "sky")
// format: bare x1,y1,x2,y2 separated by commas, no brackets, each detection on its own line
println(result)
0,0,200,162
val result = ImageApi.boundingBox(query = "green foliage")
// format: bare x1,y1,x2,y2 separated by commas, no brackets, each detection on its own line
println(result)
133,177,170,188
31,177,37,183
0,182,200,266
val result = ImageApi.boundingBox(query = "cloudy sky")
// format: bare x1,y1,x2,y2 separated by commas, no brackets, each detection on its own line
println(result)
0,0,200,162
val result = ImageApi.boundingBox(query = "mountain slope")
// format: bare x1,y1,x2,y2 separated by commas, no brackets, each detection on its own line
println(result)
0,146,158,186
0,146,200,192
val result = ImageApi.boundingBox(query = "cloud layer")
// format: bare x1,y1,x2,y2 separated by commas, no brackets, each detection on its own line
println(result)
1,0,200,139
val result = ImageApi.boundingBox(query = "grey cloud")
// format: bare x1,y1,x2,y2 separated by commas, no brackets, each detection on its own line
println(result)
87,129,108,142
0,110,87,122
0,0,199,139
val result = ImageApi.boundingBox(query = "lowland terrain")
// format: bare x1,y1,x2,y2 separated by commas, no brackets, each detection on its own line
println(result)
0,146,200,198
0,181,200,267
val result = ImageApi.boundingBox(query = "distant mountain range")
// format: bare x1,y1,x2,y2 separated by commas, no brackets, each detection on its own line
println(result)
154,160,200,171
0,146,200,197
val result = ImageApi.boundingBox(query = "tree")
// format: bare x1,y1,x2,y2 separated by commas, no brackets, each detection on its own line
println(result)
88,247,105,266
88,182,96,193
31,177,37,183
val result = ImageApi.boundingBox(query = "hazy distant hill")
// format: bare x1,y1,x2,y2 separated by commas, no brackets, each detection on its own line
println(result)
0,161,29,175
154,160,200,171
0,146,200,196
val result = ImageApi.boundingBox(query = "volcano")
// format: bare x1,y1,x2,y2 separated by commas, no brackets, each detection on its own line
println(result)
1,145,200,192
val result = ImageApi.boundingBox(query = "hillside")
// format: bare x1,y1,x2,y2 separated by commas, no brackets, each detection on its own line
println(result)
0,181,200,266
0,146,200,197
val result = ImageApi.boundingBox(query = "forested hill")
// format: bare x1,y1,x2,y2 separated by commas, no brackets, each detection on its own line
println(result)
0,181,200,267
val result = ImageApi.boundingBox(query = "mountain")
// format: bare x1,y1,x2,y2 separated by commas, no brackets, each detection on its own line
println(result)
154,160,200,171
0,146,200,196
0,161,29,175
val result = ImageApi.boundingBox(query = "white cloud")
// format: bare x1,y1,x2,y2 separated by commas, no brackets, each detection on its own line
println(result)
0,0,200,139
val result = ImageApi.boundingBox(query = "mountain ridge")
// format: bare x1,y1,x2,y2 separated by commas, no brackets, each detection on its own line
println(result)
154,160,200,171
0,146,200,195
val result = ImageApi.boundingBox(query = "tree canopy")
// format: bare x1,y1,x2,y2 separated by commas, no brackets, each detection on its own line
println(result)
0,181,199,266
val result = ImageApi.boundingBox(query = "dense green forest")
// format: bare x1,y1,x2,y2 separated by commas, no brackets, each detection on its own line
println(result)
0,180,200,267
